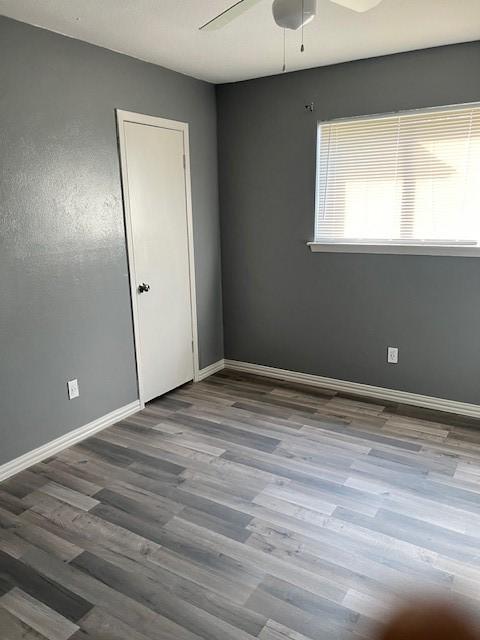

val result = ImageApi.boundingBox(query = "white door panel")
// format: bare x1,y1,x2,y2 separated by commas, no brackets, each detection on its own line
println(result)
123,120,194,402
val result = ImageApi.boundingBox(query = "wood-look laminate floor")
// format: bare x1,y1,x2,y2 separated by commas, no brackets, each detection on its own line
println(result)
2,369,480,640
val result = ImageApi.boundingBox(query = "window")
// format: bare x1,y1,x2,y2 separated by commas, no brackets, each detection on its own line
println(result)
311,104,480,255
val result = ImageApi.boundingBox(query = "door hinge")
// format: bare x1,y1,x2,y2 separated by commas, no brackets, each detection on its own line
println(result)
183,154,186,169
191,340,194,352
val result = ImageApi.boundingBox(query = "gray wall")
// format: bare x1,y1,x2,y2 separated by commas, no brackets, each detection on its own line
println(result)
0,16,223,465
217,42,480,405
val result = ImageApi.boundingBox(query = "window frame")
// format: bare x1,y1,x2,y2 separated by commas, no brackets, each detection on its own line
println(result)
309,102,480,257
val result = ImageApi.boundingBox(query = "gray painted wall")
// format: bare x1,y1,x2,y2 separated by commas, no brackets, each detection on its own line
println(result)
217,42,480,405
0,16,223,465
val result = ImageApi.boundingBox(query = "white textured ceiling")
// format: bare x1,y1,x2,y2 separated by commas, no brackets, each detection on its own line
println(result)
1,0,479,83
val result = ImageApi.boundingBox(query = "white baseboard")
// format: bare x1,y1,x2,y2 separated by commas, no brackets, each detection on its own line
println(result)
196,359,225,382
4,358,474,485
0,400,141,483
224,359,480,419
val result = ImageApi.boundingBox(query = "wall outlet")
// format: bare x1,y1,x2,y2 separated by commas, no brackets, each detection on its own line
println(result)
387,347,399,364
67,379,80,400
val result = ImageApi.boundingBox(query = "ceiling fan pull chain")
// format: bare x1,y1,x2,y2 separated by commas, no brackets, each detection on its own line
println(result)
282,27,287,72
301,0,305,52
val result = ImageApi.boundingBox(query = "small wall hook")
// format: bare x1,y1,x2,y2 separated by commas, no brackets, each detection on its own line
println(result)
305,102,315,112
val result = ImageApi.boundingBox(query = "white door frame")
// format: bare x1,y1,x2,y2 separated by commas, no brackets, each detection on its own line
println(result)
116,109,200,408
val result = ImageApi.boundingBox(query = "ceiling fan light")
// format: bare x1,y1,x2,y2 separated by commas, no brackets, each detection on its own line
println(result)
272,0,317,31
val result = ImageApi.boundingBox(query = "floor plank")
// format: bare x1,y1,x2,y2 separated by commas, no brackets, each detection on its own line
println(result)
0,588,79,640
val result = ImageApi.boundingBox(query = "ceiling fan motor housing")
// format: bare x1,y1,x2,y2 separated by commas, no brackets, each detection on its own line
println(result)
272,0,317,30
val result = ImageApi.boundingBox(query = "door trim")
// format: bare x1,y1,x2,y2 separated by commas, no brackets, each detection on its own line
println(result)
116,109,200,407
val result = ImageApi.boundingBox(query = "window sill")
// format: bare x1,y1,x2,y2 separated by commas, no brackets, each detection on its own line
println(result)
307,242,480,257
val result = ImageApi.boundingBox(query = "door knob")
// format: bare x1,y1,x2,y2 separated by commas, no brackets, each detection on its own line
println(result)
138,283,151,293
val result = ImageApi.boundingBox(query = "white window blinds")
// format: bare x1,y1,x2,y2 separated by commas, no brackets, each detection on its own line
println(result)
315,105,480,246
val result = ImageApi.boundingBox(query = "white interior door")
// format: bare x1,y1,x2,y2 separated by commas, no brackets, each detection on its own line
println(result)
120,115,196,403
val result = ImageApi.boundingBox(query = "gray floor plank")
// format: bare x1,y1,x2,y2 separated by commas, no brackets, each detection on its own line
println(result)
0,588,79,640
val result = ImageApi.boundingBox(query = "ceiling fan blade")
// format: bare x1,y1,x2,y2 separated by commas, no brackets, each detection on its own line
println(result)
199,0,264,30
329,0,383,12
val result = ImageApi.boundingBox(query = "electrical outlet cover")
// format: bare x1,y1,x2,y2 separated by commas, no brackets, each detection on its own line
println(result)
67,379,80,399
387,347,399,364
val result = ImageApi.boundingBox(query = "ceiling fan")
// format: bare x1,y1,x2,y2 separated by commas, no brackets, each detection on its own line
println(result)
199,0,384,31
